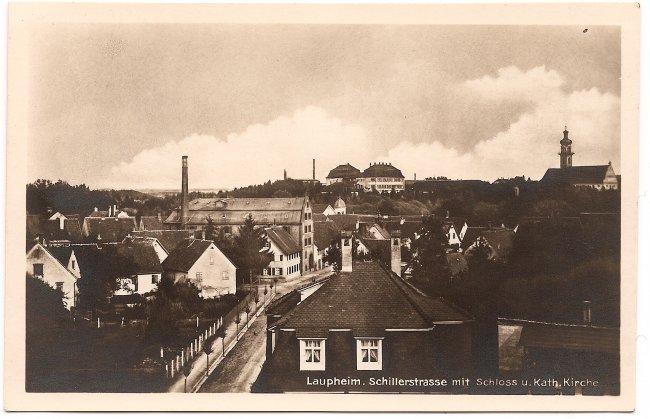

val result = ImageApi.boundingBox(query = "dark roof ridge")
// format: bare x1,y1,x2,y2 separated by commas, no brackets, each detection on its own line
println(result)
498,317,617,330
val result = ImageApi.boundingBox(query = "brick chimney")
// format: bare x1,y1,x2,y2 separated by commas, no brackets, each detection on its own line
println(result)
390,230,401,277
181,156,189,229
341,231,353,272
312,158,316,181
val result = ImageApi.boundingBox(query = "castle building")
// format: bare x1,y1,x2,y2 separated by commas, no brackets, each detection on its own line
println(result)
541,127,619,190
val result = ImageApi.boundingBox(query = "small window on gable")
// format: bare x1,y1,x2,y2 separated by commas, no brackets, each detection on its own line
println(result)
33,263,44,278
210,256,215,265
299,339,326,371
356,338,383,370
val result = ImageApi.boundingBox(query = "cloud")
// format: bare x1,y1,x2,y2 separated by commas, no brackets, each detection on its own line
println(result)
105,106,371,189
375,66,620,181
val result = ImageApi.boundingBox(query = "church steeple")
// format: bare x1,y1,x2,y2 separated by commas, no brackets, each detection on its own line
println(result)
559,125,574,168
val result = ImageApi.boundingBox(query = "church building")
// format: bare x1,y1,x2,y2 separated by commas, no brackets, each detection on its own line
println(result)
540,127,619,190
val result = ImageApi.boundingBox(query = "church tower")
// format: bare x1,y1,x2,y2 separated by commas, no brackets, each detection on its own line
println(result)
559,125,574,169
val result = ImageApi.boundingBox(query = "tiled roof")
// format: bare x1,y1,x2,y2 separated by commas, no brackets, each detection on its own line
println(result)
47,246,73,267
130,230,195,253
162,239,214,273
189,197,307,212
358,238,391,266
460,227,485,250
277,261,472,334
82,217,138,242
315,214,360,231
265,226,301,256
362,163,404,179
381,221,422,239
116,240,163,274
519,322,619,353
541,165,611,185
313,220,340,250
26,216,84,243
326,163,361,179
311,204,329,214
139,216,165,231
165,209,303,226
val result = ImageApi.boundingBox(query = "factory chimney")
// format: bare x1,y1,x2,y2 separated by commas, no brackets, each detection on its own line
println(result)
181,156,189,229
313,158,316,181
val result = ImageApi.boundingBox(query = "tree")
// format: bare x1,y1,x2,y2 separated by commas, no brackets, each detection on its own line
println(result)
323,241,342,271
231,214,273,289
409,216,451,295
202,335,216,377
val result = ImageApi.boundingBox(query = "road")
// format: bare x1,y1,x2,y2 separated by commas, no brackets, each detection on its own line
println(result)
197,267,334,393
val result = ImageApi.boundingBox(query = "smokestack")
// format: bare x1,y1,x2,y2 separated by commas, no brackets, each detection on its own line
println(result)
313,158,315,181
414,173,417,181
181,156,189,229
582,300,592,326
283,169,287,181
341,231,353,272
391,230,401,277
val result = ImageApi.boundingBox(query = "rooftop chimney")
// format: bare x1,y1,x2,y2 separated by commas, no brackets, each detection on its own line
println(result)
390,230,401,277
59,217,65,231
181,156,189,229
341,231,353,272
582,300,592,326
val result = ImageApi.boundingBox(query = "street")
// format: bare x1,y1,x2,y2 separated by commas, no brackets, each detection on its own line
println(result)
197,267,334,393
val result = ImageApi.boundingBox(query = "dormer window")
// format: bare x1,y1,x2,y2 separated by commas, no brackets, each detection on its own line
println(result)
299,339,326,371
356,338,383,370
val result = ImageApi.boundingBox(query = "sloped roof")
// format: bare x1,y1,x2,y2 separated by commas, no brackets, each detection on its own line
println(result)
381,221,422,239
47,246,73,267
359,238,391,266
188,197,307,212
116,240,163,274
313,220,340,250
460,227,485,250
26,216,83,243
311,204,329,214
481,229,515,257
265,226,301,256
334,197,346,209
162,239,214,272
541,165,611,185
276,261,472,335
131,230,194,253
326,163,361,179
362,163,404,179
82,217,138,242
519,322,619,353
165,209,303,226
314,214,359,231
139,216,165,231
89,209,110,217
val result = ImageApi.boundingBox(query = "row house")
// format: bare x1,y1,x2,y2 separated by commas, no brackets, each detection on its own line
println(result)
262,227,302,279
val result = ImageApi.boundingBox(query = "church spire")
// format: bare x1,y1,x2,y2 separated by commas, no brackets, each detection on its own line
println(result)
559,125,574,168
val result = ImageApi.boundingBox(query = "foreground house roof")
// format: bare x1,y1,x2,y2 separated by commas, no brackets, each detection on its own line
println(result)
161,238,232,273
274,261,472,337
518,321,619,354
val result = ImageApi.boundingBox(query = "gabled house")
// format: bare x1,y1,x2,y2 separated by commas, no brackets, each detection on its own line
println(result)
26,243,78,310
162,239,236,297
130,229,195,254
442,222,462,249
313,220,341,270
256,234,474,393
112,240,165,295
262,226,302,279
312,203,336,216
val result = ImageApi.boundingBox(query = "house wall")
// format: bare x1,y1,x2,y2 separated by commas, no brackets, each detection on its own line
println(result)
26,245,77,310
264,238,301,279
187,243,237,297
260,327,473,392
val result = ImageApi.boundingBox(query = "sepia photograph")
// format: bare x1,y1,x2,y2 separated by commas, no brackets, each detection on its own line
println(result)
5,2,640,412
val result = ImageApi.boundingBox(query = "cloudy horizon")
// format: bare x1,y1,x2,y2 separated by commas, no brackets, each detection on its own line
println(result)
26,24,621,190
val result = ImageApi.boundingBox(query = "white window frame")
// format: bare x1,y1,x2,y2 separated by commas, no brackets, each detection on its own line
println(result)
299,339,326,371
196,272,203,281
356,338,383,370
222,271,229,281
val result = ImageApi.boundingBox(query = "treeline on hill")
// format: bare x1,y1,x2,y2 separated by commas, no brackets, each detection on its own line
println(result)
28,177,620,229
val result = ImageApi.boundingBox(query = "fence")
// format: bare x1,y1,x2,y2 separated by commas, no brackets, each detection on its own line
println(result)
163,285,275,381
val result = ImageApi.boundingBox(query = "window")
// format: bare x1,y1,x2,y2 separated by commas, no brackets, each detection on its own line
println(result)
263,268,270,276
210,256,215,265
280,255,283,261
222,271,229,281
299,339,326,371
55,282,64,292
151,274,158,284
356,338,383,370
33,263,44,278
196,272,203,281
71,260,76,270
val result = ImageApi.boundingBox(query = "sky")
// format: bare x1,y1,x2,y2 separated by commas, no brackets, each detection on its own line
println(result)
26,24,621,190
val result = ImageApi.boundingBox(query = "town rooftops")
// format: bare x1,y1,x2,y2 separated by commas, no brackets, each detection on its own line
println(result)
81,217,138,242
274,261,472,336
265,226,301,256
313,214,359,231
540,165,612,185
312,220,340,250
326,163,361,179
131,230,194,253
362,162,404,179
139,215,165,231
47,246,74,267
188,197,307,212
162,238,220,273
518,321,619,354
116,240,163,274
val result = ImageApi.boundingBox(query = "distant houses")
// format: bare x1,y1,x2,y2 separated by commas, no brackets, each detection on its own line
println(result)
162,238,237,298
325,162,405,193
